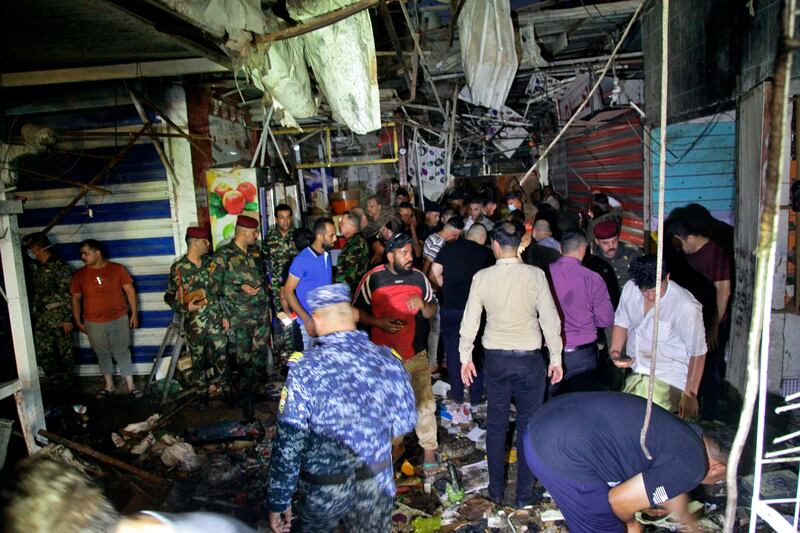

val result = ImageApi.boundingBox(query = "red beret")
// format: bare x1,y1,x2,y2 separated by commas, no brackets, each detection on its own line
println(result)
186,226,210,240
594,218,619,240
236,215,259,229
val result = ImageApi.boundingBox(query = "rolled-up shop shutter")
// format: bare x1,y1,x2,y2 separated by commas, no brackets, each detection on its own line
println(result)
563,110,645,247
17,137,177,376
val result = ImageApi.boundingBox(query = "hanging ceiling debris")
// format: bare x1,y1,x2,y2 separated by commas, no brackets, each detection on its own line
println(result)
1,0,645,178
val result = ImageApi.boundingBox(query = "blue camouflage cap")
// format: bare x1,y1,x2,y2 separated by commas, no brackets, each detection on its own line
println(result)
307,283,352,313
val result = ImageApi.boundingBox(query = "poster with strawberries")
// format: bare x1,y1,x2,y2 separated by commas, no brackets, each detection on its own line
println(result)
205,168,261,249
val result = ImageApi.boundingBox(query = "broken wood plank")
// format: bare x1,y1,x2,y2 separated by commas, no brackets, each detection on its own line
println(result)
38,429,170,485
255,0,378,44
40,126,147,235
18,167,112,194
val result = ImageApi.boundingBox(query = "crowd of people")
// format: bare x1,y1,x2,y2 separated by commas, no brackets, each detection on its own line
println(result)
17,185,736,533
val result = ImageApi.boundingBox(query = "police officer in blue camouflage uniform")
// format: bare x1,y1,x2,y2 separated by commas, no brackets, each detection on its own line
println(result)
267,283,417,533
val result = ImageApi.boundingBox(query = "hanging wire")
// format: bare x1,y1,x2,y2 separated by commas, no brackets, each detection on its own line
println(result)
639,0,670,461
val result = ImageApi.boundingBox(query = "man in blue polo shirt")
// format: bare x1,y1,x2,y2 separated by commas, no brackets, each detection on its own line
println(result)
523,392,729,533
285,218,336,350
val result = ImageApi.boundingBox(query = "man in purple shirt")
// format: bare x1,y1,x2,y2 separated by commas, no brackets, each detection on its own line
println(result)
549,229,614,394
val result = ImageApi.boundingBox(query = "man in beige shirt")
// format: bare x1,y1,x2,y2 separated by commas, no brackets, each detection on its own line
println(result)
460,221,563,507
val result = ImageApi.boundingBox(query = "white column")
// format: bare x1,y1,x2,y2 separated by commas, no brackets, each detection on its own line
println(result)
0,154,45,452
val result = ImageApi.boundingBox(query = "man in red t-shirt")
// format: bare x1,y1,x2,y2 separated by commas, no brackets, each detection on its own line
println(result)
668,211,732,419
353,233,439,467
70,239,140,399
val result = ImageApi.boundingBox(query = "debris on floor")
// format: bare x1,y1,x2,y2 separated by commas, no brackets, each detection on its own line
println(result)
34,373,753,532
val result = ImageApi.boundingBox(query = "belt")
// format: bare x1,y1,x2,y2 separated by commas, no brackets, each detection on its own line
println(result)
299,459,391,486
564,341,597,353
485,348,541,357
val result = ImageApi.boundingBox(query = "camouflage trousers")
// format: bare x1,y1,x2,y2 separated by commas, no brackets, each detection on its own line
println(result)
183,325,227,387
294,471,394,533
227,316,271,396
34,323,75,390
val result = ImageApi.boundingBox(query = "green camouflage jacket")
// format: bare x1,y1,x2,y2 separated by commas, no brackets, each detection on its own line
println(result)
32,255,73,328
334,232,370,292
265,226,297,282
211,241,268,321
164,254,221,329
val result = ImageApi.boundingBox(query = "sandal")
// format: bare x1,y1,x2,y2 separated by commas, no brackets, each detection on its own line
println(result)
95,389,112,399
129,389,143,400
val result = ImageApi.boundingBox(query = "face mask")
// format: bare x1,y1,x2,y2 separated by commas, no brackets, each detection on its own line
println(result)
507,204,517,212
27,250,36,260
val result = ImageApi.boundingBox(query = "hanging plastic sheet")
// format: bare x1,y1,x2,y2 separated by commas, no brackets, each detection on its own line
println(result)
457,0,518,111
408,137,447,201
242,14,318,129
288,0,381,134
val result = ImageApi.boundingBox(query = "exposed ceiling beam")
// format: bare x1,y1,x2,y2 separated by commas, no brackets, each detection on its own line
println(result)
1,58,229,87
101,0,231,65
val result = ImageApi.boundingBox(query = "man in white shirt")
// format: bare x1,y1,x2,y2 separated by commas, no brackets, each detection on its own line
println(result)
610,255,707,419
463,197,495,232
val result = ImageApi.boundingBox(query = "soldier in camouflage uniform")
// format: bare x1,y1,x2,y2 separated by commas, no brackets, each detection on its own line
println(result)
164,227,226,389
211,215,270,410
334,212,369,292
25,233,75,391
267,284,416,533
264,204,297,314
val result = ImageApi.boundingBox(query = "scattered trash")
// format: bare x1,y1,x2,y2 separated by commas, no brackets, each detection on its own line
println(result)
439,401,472,425
457,495,494,521
205,454,240,486
187,419,262,443
110,432,125,448
441,437,476,460
432,380,452,397
123,414,160,434
459,460,490,494
411,515,442,533
540,508,565,522
401,459,416,476
161,442,200,472
130,433,156,455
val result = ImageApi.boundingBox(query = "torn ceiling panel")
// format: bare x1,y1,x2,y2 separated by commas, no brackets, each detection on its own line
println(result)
153,0,267,37
288,0,381,134
458,0,518,111
242,15,317,129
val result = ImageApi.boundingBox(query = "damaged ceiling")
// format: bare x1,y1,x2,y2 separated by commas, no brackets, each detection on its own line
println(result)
1,0,646,174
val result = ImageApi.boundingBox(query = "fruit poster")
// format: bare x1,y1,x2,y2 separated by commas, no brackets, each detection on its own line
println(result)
205,168,260,249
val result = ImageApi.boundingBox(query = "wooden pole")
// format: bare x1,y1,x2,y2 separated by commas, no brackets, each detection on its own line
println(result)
254,0,378,44
18,167,112,194
40,126,147,235
38,430,170,485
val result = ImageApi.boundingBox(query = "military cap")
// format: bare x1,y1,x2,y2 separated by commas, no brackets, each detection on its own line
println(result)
307,283,351,313
186,226,210,239
594,218,620,239
236,215,259,229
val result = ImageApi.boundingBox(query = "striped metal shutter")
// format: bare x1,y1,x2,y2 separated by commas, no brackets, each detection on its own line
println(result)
651,116,736,226
17,142,177,375
563,111,645,247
